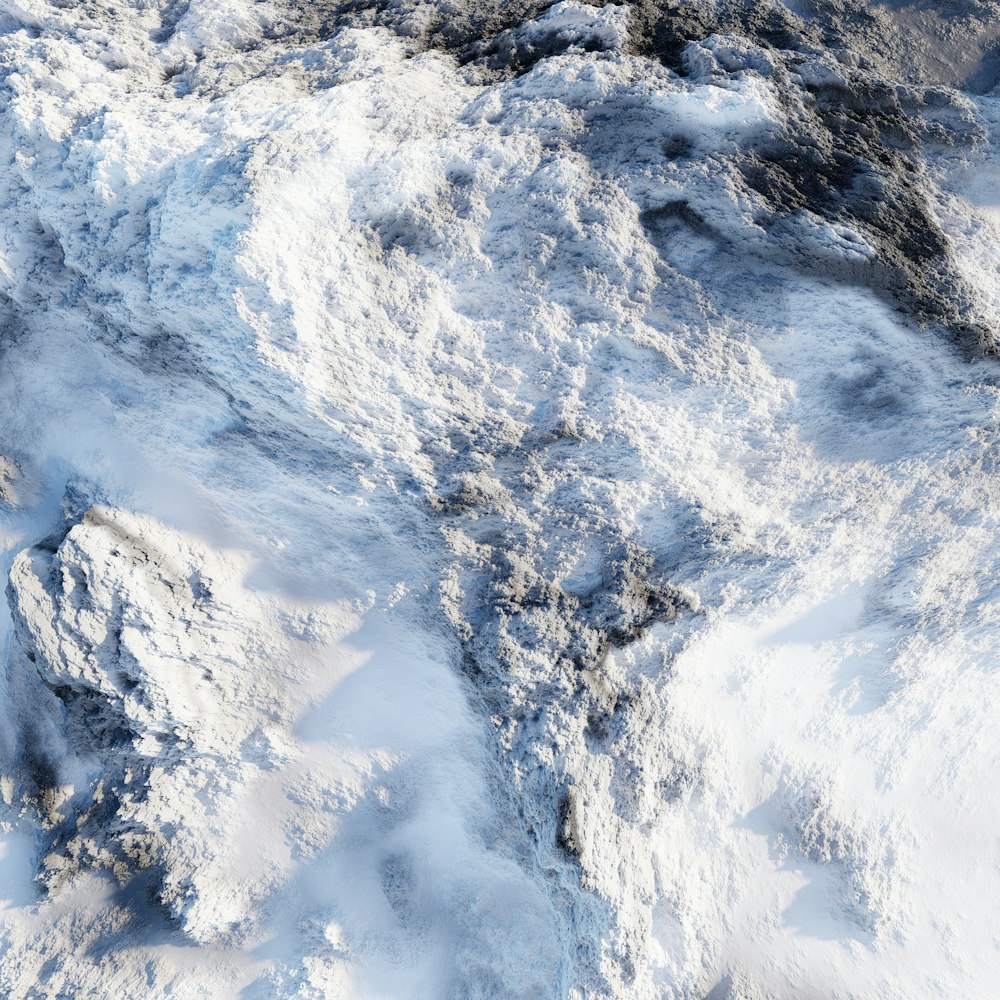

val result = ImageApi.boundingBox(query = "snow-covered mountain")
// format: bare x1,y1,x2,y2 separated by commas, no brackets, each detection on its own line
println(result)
3,1,1000,996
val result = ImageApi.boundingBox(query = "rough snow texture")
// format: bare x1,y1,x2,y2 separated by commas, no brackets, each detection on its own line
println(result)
4,1,1000,997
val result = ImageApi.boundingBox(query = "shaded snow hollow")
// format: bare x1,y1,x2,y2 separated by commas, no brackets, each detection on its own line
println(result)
3,1,1000,997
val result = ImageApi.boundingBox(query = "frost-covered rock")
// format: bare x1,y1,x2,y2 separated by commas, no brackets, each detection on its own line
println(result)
6,503,299,939
3,1,1000,998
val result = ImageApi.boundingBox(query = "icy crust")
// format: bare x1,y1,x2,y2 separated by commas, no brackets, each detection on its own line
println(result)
3,1,1000,998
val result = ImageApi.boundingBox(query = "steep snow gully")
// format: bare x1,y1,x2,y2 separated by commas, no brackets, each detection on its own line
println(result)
3,1,1000,997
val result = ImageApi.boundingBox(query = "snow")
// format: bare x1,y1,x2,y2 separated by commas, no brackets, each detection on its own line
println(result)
2,1,1000,997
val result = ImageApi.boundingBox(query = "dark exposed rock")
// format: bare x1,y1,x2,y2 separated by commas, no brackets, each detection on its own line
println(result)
303,1,993,347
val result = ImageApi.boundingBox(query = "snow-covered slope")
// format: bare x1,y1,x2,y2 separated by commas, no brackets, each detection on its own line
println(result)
3,1,1000,997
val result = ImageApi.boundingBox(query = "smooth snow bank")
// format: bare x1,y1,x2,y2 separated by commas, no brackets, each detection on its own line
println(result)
2,2,1000,998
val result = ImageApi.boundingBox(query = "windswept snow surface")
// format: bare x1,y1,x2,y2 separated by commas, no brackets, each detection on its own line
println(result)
3,1,1000,997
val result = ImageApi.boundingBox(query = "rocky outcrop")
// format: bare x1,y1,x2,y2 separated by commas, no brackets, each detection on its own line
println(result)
6,502,292,941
